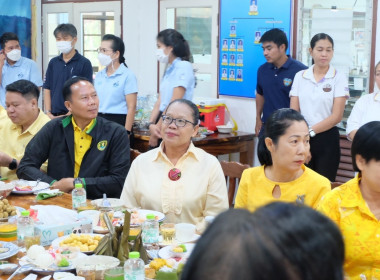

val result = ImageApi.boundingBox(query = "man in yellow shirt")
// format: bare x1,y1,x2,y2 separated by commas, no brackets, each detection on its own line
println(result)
0,80,50,180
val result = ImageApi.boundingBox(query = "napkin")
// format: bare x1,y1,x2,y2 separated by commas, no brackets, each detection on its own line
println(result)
36,189,63,200
30,205,79,225
22,274,38,280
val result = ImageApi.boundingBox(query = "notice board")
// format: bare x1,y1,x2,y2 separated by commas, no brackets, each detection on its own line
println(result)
219,0,292,98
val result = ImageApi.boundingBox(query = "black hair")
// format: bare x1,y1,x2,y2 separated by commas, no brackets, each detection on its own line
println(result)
62,76,91,101
0,32,19,49
102,34,127,67
181,202,344,280
351,121,380,171
310,33,334,64
258,108,308,166
164,99,199,125
5,79,39,101
157,29,191,62
54,23,77,38
259,28,288,51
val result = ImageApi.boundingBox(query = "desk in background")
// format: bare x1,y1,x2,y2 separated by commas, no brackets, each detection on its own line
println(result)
133,131,255,166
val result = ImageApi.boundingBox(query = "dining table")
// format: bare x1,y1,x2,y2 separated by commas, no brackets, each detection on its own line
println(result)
2,193,78,280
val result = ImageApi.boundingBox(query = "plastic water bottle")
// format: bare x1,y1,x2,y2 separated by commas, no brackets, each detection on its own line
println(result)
124,251,145,280
142,214,159,244
17,210,34,247
72,178,86,210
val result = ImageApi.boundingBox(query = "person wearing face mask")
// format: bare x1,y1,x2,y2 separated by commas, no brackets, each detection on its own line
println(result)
0,32,43,108
148,29,195,148
94,34,137,135
43,23,93,119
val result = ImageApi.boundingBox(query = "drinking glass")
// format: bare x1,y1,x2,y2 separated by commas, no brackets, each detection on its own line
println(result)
160,223,176,244
76,263,96,280
104,266,124,280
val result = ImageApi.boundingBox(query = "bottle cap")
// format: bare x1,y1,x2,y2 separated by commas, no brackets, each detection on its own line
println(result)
21,210,30,217
129,251,140,259
75,183,83,188
146,214,155,220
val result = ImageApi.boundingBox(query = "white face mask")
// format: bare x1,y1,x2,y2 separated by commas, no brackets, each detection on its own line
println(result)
7,49,21,62
156,48,169,64
98,52,113,67
56,40,73,54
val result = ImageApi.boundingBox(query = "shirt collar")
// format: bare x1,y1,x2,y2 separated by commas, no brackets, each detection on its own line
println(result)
165,57,181,74
152,141,200,163
10,109,45,136
59,50,80,62
302,64,337,81
270,55,291,70
339,175,367,209
71,117,96,133
5,56,24,67
104,63,125,78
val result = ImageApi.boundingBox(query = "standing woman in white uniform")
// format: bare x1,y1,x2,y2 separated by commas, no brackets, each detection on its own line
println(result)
149,29,195,147
95,34,138,135
346,61,380,140
290,33,349,182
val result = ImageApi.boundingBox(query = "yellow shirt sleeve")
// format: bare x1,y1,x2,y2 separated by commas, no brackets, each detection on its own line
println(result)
316,190,341,225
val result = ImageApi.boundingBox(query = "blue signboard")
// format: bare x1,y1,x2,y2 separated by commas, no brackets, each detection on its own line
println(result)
219,0,292,98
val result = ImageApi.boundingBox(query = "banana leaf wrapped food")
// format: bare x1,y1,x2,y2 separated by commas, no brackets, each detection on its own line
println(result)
93,209,148,264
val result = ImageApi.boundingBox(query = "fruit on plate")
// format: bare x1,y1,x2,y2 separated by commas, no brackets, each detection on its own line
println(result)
172,244,186,253
0,199,17,219
57,257,69,267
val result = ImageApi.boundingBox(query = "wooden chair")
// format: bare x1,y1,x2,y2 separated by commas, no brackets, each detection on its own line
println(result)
336,136,355,183
220,161,250,207
130,148,141,162
331,181,343,190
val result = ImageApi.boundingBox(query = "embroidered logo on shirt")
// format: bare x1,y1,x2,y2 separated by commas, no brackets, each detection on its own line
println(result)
323,84,332,92
296,194,305,204
283,78,292,87
113,81,119,87
18,73,23,78
97,140,108,151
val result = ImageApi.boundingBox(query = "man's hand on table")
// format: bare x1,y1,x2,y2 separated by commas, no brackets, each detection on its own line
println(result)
0,151,13,167
51,178,75,193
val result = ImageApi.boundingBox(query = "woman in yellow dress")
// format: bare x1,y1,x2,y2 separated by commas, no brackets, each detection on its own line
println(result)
318,121,380,279
235,108,330,211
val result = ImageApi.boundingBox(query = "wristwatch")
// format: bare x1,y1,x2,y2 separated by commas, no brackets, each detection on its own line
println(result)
8,158,17,170
309,128,316,137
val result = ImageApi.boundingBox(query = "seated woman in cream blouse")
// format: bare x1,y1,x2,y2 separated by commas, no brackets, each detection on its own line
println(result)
120,99,229,232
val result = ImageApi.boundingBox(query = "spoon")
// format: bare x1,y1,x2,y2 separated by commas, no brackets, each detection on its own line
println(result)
7,264,35,280
33,178,41,189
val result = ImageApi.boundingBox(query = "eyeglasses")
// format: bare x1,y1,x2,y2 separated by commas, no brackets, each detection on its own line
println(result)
97,47,113,54
162,115,196,127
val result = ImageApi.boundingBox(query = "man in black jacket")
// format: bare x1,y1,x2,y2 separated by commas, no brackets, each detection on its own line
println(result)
17,77,130,199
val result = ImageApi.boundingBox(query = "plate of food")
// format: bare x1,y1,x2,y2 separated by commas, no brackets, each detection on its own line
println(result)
0,241,19,260
19,244,87,275
130,209,165,226
11,180,50,194
51,234,104,254
158,243,195,259
145,257,186,280
91,198,126,211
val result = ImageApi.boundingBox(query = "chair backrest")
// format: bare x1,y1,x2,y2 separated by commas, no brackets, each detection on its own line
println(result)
130,148,141,162
220,161,250,207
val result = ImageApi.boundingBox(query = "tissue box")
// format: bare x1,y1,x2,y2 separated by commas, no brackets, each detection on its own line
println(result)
36,218,92,246
193,98,226,131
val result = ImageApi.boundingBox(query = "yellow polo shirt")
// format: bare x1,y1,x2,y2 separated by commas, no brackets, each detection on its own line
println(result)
72,118,95,177
0,110,50,180
235,165,331,211
0,106,7,128
318,176,380,279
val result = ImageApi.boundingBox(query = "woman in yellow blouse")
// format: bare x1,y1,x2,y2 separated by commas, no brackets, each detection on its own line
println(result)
235,108,330,212
318,121,380,279
120,99,229,232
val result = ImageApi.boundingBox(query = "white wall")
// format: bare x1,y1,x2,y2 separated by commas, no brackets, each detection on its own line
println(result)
376,2,380,65
123,0,159,96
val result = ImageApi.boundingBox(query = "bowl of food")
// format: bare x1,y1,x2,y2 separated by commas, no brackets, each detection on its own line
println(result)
73,255,120,280
0,183,14,198
0,261,18,274
216,125,233,134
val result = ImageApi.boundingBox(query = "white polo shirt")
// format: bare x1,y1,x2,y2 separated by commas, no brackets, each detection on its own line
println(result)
290,65,349,127
346,92,380,137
